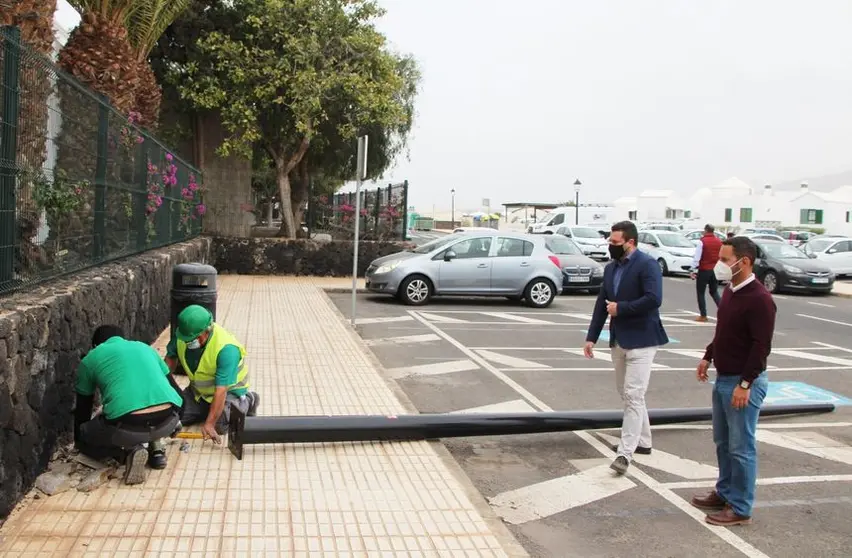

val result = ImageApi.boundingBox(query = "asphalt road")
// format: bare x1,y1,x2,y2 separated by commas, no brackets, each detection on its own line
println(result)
330,277,852,558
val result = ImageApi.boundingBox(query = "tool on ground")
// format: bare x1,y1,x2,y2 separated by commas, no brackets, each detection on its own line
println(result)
225,403,835,460
174,431,204,439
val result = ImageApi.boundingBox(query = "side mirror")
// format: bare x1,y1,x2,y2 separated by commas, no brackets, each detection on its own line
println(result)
808,253,817,258
444,250,457,261
827,249,837,254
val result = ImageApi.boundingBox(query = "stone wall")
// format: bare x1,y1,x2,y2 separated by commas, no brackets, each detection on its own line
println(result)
0,238,211,520
212,236,411,276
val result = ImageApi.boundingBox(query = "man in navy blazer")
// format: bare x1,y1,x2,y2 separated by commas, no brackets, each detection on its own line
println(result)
584,220,669,475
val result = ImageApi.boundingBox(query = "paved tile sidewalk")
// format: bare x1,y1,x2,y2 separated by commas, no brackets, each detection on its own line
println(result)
0,276,525,557
832,281,852,298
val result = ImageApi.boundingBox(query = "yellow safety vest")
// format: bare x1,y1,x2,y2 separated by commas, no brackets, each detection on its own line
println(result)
177,324,250,403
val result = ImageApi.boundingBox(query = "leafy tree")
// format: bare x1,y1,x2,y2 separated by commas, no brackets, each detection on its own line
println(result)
172,0,417,237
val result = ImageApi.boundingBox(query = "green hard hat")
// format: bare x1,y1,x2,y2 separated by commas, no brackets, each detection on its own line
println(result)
176,305,213,342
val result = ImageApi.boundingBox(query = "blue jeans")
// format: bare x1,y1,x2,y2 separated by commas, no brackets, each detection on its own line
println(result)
712,372,768,517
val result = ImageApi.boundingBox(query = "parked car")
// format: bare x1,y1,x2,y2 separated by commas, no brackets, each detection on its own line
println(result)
554,225,609,261
637,230,696,276
778,230,815,246
752,239,835,294
800,236,852,277
543,235,604,294
364,232,563,307
643,222,682,233
741,232,786,243
683,229,726,245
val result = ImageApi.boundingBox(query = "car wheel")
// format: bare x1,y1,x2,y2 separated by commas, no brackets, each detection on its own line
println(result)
398,275,432,305
524,278,556,308
657,258,668,276
762,271,778,294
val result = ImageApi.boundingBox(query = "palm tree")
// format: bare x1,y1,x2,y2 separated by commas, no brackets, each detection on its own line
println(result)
126,0,192,128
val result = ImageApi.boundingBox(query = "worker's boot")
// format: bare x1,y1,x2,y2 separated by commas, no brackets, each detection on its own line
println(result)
148,439,167,470
124,445,148,485
247,392,260,417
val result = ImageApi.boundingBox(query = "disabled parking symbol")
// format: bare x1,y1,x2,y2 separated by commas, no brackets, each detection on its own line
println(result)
764,381,852,406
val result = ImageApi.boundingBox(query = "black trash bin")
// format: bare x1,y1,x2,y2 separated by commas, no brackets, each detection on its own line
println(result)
170,262,218,341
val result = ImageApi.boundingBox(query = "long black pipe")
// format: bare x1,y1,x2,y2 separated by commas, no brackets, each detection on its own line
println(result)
227,403,834,459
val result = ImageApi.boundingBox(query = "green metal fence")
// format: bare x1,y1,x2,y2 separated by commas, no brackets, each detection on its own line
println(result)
0,25,204,296
306,180,409,240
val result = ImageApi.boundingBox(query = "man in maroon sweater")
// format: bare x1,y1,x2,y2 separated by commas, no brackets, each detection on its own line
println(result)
691,236,776,526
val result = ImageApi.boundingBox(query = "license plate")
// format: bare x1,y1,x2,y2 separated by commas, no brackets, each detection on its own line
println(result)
812,277,829,284
568,276,590,283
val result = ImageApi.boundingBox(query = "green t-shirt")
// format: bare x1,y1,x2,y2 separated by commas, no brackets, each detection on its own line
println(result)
166,333,245,396
76,337,183,420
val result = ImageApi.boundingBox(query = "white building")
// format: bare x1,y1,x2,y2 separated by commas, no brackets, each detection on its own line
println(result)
690,177,852,235
613,190,691,222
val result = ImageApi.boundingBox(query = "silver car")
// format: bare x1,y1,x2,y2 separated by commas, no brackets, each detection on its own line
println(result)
364,232,564,307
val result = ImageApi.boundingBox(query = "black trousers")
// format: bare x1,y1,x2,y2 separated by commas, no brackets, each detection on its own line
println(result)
77,406,180,462
696,269,721,317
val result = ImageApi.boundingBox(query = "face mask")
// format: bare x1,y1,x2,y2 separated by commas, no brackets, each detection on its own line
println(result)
608,243,625,260
714,258,743,282
186,338,202,350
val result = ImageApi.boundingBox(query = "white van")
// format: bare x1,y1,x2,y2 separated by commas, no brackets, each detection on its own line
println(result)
527,207,577,234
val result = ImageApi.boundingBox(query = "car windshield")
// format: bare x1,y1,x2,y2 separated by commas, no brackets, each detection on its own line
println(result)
657,233,695,248
572,227,601,238
760,242,808,259
545,235,582,255
411,235,457,254
807,239,835,252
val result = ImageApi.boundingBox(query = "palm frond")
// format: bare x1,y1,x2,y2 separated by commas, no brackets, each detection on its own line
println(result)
67,0,138,26
127,0,192,59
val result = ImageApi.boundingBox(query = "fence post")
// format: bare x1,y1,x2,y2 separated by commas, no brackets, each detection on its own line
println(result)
0,26,21,288
91,96,109,261
401,180,409,241
373,185,380,234
134,139,148,249
306,175,313,238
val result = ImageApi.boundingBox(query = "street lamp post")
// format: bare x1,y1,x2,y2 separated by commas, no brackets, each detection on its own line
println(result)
573,179,581,225
451,188,455,228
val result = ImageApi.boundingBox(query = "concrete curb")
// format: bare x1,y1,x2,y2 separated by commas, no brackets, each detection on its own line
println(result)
322,287,369,294
830,290,852,299
318,289,531,558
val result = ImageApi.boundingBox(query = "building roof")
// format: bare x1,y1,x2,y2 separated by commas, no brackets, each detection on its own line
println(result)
501,202,563,210
711,177,753,191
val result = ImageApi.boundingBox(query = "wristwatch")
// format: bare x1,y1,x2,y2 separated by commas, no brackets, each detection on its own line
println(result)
739,379,751,390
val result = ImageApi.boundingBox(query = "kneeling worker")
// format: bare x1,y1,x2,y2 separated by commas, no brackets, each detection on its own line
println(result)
164,305,259,443
75,325,183,485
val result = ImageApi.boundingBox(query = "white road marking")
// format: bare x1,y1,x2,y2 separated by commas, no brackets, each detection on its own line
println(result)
662,349,708,359
660,316,714,325
629,422,852,431
796,313,852,327
475,350,550,369
364,333,440,346
661,474,852,490
811,341,852,354
409,310,772,558
755,430,852,466
418,312,469,323
488,464,637,524
807,301,835,308
354,315,414,325
450,399,538,414
679,309,717,320
563,349,670,369
386,359,479,379
772,349,852,367
479,312,554,324
596,433,718,479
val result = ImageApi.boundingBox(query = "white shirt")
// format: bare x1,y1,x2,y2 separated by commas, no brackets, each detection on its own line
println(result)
729,273,756,292
692,241,703,269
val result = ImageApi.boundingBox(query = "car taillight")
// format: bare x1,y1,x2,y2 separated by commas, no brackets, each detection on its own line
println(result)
548,255,561,268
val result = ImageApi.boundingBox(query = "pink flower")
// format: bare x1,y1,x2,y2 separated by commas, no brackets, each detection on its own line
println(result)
165,153,173,161
189,182,198,191
155,196,163,207
196,204,206,215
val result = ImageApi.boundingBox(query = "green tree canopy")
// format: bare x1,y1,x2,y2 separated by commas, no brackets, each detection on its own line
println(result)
171,0,419,237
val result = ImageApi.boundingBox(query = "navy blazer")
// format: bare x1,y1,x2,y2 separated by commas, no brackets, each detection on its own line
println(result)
586,248,669,350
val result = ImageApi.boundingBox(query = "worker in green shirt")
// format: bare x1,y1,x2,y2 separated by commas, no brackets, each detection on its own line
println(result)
75,325,183,485
165,305,259,444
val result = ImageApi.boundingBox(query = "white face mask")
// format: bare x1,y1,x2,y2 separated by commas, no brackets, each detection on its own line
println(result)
186,338,202,350
714,258,743,282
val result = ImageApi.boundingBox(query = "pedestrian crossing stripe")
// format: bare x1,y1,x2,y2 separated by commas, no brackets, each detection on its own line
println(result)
592,329,681,344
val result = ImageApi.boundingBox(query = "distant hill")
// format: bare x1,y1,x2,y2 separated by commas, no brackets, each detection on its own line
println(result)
769,168,852,193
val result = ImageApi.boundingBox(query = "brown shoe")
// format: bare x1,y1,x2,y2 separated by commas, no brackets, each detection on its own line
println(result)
690,490,726,511
705,506,751,526
694,316,708,322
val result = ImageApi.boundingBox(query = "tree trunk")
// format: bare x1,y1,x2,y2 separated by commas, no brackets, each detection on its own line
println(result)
290,158,309,237
273,137,311,238
266,200,273,227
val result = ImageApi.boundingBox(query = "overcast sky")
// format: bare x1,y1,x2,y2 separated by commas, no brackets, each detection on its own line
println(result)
372,0,852,213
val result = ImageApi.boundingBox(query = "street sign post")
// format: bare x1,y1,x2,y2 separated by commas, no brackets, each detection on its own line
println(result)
351,135,368,327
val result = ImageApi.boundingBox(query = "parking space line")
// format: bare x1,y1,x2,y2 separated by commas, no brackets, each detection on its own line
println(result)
563,349,670,368
622,422,852,431
661,474,852,490
756,431,852,466
811,341,852,353
596,433,718,479
450,399,538,414
772,349,852,367
386,359,479,379
408,309,771,558
418,312,469,323
479,312,553,324
807,301,835,308
364,333,440,346
476,350,550,369
355,315,414,325
797,313,852,327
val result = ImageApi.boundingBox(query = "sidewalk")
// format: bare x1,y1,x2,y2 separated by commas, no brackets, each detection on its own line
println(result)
0,276,526,557
832,281,852,298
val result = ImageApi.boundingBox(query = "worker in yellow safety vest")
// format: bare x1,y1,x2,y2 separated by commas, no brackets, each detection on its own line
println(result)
164,305,259,443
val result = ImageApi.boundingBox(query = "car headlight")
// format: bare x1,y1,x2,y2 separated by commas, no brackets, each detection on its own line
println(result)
375,261,402,274
593,266,604,277
783,265,803,274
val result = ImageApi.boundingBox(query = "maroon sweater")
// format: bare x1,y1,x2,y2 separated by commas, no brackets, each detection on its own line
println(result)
702,277,777,382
